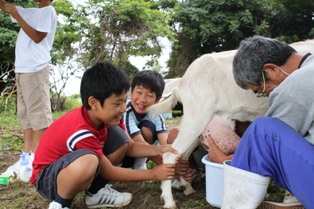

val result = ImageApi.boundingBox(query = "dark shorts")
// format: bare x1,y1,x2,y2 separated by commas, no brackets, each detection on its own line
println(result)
35,125,129,200
35,149,98,201
137,120,158,143
102,126,129,155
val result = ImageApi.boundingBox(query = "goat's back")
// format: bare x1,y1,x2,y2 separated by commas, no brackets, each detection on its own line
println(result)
175,50,268,122
291,39,314,55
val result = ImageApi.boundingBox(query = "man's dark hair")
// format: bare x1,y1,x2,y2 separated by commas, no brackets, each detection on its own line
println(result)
80,62,130,109
131,70,165,99
233,35,296,89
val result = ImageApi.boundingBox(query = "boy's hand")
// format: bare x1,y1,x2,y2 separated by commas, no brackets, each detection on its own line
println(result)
152,164,176,180
4,3,18,17
156,144,178,156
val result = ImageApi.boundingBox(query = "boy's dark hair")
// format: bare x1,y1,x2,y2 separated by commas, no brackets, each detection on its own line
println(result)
80,62,130,110
131,70,165,99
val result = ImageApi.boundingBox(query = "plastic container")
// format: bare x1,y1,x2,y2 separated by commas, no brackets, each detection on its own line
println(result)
0,175,10,185
201,155,224,208
18,153,32,183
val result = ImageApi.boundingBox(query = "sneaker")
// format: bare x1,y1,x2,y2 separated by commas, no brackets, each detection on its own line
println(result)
258,201,304,209
48,201,69,209
85,184,132,208
1,152,34,177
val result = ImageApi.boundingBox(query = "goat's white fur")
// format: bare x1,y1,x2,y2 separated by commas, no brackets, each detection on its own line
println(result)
148,39,314,209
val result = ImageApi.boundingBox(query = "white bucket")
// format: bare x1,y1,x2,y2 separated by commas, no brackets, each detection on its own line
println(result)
201,155,224,208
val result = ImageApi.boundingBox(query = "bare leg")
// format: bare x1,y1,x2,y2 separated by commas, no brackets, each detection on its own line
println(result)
57,154,99,199
167,127,179,144
141,126,154,144
106,143,128,166
23,129,34,153
34,128,46,151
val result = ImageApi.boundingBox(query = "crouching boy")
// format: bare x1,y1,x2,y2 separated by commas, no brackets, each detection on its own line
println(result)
30,62,177,209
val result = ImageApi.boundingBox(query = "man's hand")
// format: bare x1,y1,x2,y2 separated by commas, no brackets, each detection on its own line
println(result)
204,137,233,164
174,156,193,182
152,164,176,180
175,158,190,176
181,168,193,182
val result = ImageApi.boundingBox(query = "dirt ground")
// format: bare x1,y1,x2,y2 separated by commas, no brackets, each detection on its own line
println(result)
0,151,215,209
0,117,217,209
0,117,284,209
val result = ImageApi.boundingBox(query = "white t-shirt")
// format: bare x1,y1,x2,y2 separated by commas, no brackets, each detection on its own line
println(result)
11,6,57,73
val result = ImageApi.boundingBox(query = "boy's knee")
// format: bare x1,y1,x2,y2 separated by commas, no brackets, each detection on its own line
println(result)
167,127,179,144
78,154,99,178
141,126,155,144
107,143,128,165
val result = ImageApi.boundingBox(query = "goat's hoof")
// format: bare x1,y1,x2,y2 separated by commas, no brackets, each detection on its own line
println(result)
163,201,177,209
183,188,196,196
163,205,177,209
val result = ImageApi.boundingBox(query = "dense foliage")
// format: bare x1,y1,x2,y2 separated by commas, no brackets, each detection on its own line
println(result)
164,0,314,77
0,0,313,101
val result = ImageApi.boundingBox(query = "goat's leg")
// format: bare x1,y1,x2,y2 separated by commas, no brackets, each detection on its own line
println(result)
161,84,217,208
180,176,195,196
161,152,177,209
179,139,200,196
161,111,214,208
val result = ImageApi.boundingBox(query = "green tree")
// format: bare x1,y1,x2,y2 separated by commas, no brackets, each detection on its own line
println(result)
49,0,86,110
165,0,314,78
118,60,139,80
78,0,177,68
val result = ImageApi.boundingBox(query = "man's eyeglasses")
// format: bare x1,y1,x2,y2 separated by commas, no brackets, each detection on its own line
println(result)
255,70,267,98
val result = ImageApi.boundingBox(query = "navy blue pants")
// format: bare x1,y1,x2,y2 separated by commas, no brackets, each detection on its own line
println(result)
231,117,314,208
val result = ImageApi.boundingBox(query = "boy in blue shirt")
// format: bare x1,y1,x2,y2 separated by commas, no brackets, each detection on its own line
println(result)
122,70,170,170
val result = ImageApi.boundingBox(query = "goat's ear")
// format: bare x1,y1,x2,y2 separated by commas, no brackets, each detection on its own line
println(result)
156,96,162,103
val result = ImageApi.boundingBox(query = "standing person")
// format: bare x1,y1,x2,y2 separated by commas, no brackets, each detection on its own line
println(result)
122,70,170,170
30,62,178,209
220,35,314,208
0,0,57,176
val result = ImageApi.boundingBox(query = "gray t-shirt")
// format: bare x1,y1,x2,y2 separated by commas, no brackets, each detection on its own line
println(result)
266,55,314,144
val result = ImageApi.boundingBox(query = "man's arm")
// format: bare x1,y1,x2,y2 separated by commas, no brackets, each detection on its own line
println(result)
4,3,47,43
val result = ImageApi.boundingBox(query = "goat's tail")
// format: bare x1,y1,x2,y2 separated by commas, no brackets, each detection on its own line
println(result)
147,91,179,120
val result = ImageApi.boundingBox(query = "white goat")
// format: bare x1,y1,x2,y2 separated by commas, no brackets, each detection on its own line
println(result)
148,39,314,209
